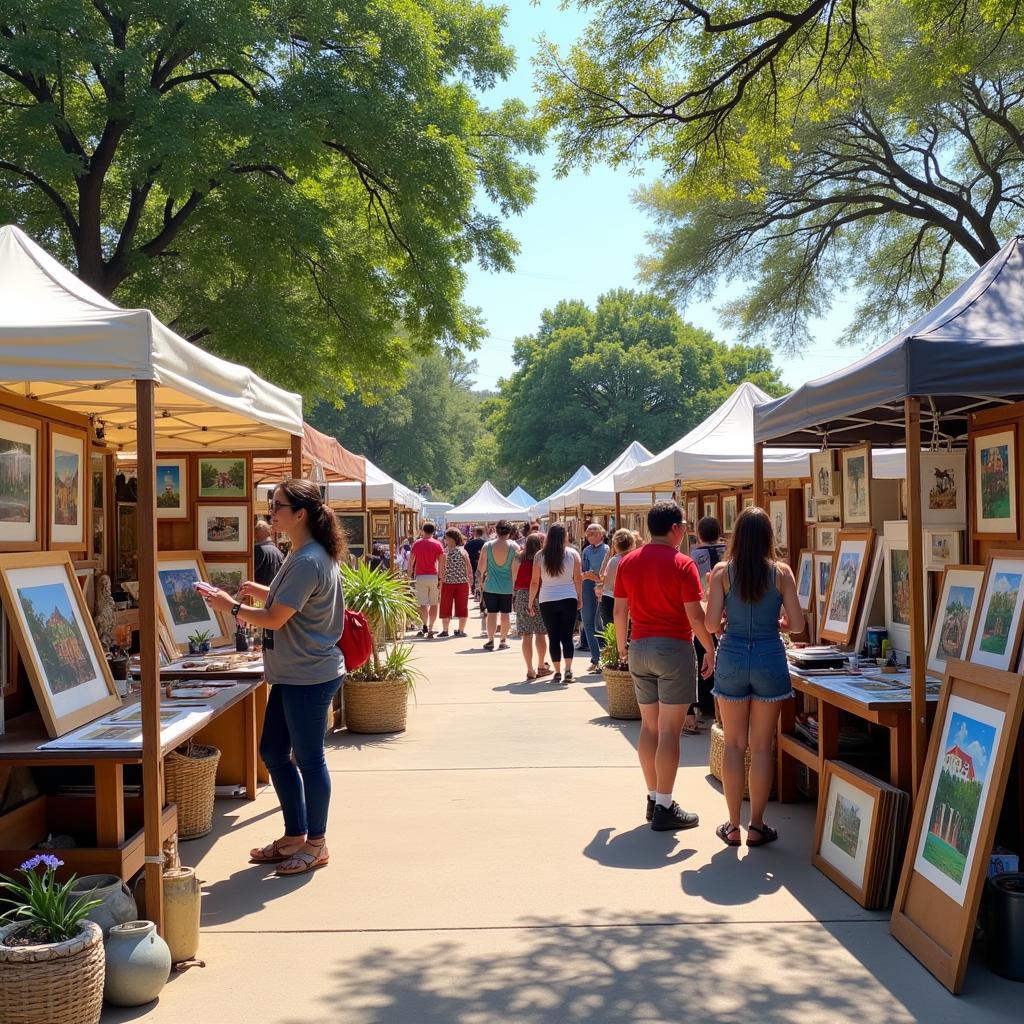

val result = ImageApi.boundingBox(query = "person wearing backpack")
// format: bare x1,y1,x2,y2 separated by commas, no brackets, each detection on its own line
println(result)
203,478,345,877
687,516,727,733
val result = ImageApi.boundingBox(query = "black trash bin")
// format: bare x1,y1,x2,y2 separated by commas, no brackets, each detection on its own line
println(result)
985,872,1024,982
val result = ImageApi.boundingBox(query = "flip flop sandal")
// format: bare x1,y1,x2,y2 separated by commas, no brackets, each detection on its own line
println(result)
682,718,701,736
276,843,329,876
716,822,742,847
498,641,510,650
250,838,301,864
746,823,779,847
526,670,538,680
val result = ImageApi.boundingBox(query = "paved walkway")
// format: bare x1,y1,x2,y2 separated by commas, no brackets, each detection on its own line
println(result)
105,614,1015,1023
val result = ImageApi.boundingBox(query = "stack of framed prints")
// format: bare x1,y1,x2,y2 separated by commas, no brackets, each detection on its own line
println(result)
891,659,1024,993
925,565,985,679
966,550,1024,671
813,760,910,909
155,550,231,651
820,529,875,645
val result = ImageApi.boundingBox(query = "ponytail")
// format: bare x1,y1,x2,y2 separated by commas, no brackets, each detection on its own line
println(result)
273,479,347,562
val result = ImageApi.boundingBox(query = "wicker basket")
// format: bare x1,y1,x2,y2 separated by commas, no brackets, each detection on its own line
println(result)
0,919,105,1024
708,721,776,798
164,743,221,839
343,677,409,733
602,666,640,720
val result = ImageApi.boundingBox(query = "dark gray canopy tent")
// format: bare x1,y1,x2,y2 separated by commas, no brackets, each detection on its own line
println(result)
753,233,1024,795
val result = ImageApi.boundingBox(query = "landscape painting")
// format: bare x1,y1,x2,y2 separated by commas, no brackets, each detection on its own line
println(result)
722,495,738,533
50,431,84,545
889,547,910,626
198,505,248,553
0,417,37,543
828,551,861,625
927,570,983,678
52,448,79,526
829,792,863,859
206,516,240,544
158,567,210,627
17,581,94,694
816,767,875,894
822,533,872,643
207,562,246,593
155,459,188,519
970,556,1024,670
797,551,813,610
815,554,833,625
974,430,1016,535
199,458,246,498
915,697,1001,905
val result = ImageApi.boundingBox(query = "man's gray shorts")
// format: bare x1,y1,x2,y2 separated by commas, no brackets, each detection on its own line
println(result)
629,638,697,705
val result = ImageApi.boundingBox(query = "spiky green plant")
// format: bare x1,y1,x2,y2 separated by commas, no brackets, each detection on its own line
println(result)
341,562,419,679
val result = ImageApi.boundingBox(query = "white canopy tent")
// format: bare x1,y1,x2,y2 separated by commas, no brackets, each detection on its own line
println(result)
257,456,421,510
528,465,593,519
613,383,811,493
505,485,535,508
554,441,665,510
447,480,529,522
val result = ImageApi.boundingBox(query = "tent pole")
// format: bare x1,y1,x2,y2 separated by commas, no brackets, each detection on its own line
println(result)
135,379,164,934
614,492,621,529
290,434,302,478
904,398,927,797
754,442,765,509
389,499,397,565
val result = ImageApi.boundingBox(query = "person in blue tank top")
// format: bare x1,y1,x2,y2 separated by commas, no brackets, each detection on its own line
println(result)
704,507,803,850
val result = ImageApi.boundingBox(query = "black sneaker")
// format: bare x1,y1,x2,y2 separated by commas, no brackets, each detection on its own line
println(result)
650,801,699,832
646,797,655,822
437,630,448,637
418,625,427,636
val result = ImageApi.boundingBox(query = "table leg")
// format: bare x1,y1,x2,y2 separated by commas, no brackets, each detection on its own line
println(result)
892,714,912,792
94,762,125,848
819,699,840,766
243,691,257,799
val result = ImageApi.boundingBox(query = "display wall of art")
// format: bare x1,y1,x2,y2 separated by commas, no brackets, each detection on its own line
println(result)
966,550,1024,672
155,551,231,649
197,457,248,499
48,425,86,549
891,660,1024,993
796,549,814,612
0,412,40,549
197,504,249,553
841,445,872,525
926,565,985,679
721,495,738,534
972,426,1017,538
155,458,188,520
820,530,875,645
0,551,120,737
769,497,788,551
920,450,966,527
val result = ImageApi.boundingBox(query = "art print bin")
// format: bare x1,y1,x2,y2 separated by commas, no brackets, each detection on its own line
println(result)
984,872,1024,982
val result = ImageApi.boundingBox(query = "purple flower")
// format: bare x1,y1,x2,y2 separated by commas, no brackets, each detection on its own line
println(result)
19,854,63,873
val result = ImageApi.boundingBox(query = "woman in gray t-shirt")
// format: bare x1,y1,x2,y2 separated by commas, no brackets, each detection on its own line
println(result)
204,479,345,876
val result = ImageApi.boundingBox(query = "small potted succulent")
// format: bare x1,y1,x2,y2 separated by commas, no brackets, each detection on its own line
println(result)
597,622,640,720
186,629,212,656
0,855,106,1024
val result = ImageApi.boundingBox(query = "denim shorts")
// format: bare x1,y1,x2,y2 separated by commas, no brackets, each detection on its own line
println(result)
712,634,793,703
629,638,697,706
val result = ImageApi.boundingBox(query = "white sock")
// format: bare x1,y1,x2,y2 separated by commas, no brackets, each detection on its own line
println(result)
648,791,656,801
656,792,673,809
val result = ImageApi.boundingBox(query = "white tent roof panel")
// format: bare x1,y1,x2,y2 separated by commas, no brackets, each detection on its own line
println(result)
447,480,529,522
555,441,668,510
529,465,593,518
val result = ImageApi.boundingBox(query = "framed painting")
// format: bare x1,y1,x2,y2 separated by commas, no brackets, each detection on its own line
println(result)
155,458,188,520
371,513,391,539
803,482,816,524
796,549,814,611
851,540,885,658
205,559,249,594
920,450,966,527
926,565,985,679
811,450,839,501
742,495,754,509
841,445,872,525
48,426,86,548
966,550,1024,671
972,426,1017,538
814,552,834,632
806,525,816,550
685,498,698,530
769,497,788,551
0,552,120,737
818,525,838,552
892,660,1024,993
155,551,231,649
883,537,915,655
721,495,738,534
0,412,40,548
197,504,249,553
820,530,874,645
336,513,367,550
198,457,248,499
924,529,961,572
702,497,718,521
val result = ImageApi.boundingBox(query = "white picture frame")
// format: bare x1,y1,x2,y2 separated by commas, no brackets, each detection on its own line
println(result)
796,550,814,611
967,552,1024,671
769,497,788,550
973,428,1017,537
49,429,85,546
814,552,834,633
920,450,967,527
197,504,249,553
925,529,961,572
0,415,39,544
818,525,838,552
926,566,985,679
155,458,189,520
819,769,876,894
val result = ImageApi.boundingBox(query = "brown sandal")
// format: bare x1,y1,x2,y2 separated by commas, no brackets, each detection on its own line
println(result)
249,838,303,864
276,841,329,876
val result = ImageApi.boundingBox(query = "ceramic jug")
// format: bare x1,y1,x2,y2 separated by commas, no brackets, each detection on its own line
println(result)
103,920,171,1007
68,873,137,938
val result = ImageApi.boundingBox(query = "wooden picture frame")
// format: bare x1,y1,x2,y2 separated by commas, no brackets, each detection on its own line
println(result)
155,550,231,650
155,457,188,520
371,513,391,540
48,424,87,549
811,450,840,502
924,528,961,572
721,494,738,534
920,450,967,527
883,535,913,655
742,494,754,510
796,549,814,611
769,497,788,551
197,455,248,500
686,498,698,530
803,482,816,524
197,503,249,553
336,512,367,557
90,451,106,564
702,496,718,521
891,659,1024,993
814,552,834,635
0,410,41,549
818,525,837,552
972,425,1017,538
841,444,872,525
926,565,985,680
0,551,120,737
966,549,1024,671
820,529,874,645
204,559,249,594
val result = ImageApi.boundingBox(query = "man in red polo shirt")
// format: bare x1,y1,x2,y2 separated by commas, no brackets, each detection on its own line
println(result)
408,523,445,637
615,500,715,832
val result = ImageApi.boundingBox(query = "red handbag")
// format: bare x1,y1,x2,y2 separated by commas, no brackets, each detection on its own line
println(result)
337,609,373,671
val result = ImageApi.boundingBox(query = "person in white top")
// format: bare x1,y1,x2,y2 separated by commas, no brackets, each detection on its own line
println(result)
528,523,583,683
598,528,637,632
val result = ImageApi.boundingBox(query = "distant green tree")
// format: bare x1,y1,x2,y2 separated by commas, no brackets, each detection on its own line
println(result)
485,290,786,496
0,1,542,397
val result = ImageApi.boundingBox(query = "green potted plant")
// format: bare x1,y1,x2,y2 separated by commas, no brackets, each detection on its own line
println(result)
186,629,212,655
341,563,421,733
597,622,640,720
0,855,106,1024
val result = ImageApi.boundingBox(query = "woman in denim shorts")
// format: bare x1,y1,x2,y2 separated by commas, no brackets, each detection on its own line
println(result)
705,507,803,849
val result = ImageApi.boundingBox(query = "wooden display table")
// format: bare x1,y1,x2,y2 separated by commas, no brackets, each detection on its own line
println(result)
0,679,267,880
777,669,939,801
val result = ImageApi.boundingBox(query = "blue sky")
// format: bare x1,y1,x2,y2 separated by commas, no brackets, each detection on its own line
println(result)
463,2,861,392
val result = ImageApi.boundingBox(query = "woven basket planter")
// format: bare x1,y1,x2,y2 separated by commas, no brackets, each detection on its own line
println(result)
0,920,104,1024
602,666,640,720
708,721,776,799
164,743,221,840
343,677,409,734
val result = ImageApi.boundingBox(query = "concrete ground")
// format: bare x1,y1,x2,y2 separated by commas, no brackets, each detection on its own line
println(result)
104,610,1017,1023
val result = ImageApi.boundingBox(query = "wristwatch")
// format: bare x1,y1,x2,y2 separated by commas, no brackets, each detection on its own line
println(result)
230,602,242,619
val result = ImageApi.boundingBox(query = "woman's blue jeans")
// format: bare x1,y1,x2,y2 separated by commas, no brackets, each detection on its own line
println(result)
259,676,343,839
582,581,601,663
